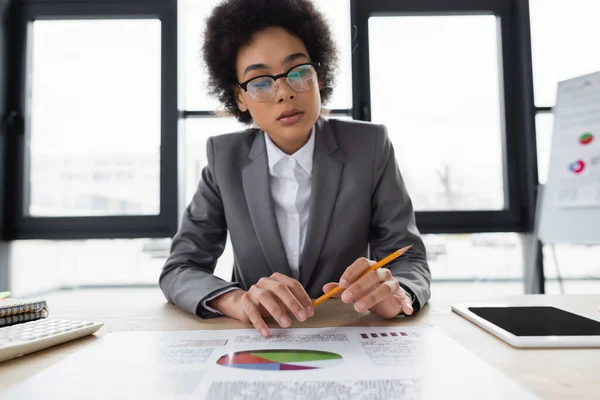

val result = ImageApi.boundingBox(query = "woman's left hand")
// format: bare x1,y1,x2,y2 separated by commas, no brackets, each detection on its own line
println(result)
321,258,413,319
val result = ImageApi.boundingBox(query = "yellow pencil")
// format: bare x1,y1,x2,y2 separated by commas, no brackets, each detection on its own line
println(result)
312,245,413,307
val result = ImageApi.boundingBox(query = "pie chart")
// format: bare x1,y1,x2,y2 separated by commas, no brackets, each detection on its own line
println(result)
569,160,585,174
216,349,343,371
579,132,594,145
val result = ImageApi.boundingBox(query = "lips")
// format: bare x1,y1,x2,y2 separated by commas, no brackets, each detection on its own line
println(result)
277,109,303,119
277,109,304,125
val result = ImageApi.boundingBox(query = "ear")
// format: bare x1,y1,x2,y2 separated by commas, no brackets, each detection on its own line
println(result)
234,86,248,112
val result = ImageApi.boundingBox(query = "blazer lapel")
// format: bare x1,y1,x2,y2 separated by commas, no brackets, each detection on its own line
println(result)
242,131,293,277
300,118,345,286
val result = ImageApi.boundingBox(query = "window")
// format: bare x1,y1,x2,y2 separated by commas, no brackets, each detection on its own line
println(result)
353,0,535,233
426,233,524,299
29,20,161,217
10,239,168,296
311,0,352,110
543,244,600,295
179,0,221,111
4,1,548,295
369,16,504,211
7,1,178,240
529,0,600,106
530,0,600,185
535,113,554,185
182,118,246,204
530,1,600,293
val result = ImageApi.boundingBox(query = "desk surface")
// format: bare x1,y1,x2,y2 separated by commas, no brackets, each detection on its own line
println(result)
1,289,599,398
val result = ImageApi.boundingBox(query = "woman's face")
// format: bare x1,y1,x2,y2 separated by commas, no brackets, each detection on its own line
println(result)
235,27,322,154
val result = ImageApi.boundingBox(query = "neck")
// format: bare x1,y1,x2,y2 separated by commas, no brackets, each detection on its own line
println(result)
269,130,311,155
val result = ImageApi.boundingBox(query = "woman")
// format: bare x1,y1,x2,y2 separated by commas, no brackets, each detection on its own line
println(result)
160,0,431,337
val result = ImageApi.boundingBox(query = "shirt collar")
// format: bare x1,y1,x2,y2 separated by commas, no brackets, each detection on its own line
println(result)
264,126,315,175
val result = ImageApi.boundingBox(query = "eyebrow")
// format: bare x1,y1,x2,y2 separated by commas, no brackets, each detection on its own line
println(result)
242,52,310,77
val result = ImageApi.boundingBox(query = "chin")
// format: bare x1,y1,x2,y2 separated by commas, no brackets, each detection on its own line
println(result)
280,123,314,141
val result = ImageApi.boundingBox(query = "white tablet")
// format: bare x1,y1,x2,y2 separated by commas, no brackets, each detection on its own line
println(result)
451,304,600,348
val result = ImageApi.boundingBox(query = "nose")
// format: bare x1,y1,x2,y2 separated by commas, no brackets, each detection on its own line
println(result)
275,79,296,103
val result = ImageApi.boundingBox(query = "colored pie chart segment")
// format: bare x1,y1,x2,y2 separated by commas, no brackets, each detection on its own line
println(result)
216,349,343,371
579,132,594,145
569,160,585,174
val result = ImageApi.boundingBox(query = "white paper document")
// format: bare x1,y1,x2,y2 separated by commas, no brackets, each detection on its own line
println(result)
2,326,539,400
552,73,600,208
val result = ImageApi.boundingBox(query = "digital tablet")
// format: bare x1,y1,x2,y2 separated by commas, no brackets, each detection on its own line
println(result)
451,304,600,348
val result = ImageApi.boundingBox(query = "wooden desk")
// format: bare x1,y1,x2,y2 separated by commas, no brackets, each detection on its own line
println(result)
1,289,599,399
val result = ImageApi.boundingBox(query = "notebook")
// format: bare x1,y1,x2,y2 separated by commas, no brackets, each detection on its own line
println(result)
0,299,49,328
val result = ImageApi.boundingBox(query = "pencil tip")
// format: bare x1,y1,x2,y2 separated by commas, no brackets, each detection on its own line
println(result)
398,244,413,253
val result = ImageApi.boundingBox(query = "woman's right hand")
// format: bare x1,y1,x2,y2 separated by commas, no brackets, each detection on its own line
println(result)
208,273,314,337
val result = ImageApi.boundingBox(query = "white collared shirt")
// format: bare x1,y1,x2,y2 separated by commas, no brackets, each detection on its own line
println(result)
202,127,315,313
264,127,315,281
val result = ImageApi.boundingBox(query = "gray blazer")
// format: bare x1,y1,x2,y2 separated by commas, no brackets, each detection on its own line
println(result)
159,117,431,318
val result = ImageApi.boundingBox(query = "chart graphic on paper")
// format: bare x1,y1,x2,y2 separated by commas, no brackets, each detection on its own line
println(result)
216,349,343,371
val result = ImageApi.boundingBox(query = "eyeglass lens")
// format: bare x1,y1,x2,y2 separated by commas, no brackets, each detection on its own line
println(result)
246,64,317,101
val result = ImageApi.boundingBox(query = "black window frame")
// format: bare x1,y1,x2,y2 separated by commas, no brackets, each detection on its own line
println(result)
1,0,539,240
3,0,178,240
351,0,538,234
0,0,10,290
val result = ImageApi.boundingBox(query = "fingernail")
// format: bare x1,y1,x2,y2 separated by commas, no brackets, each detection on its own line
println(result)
280,316,292,327
298,310,307,321
307,306,314,316
261,328,269,337
342,291,353,303
339,279,349,288
406,307,414,315
355,301,365,312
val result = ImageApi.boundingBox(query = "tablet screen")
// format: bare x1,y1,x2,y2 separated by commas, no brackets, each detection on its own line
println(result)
467,306,600,336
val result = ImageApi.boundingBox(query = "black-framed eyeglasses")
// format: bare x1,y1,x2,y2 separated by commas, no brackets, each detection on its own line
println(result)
236,62,320,103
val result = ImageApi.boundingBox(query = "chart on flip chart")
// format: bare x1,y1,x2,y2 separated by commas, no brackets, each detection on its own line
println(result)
539,70,600,244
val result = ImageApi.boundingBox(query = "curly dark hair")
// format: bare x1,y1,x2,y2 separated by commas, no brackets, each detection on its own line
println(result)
202,0,339,124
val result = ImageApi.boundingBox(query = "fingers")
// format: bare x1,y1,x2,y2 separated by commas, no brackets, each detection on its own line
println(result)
257,275,310,321
248,285,293,329
338,258,376,289
270,273,314,317
353,278,400,312
240,293,270,337
396,289,414,315
341,268,392,304
322,282,343,297
241,274,314,337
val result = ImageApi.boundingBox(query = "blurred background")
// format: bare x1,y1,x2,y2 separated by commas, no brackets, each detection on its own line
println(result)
0,0,598,300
